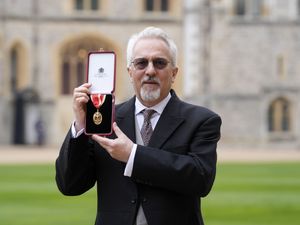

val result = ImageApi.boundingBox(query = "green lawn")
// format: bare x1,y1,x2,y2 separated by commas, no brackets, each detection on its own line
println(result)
0,164,96,225
0,162,299,225
203,162,300,225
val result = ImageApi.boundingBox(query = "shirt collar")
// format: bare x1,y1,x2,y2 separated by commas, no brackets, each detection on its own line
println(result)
135,93,171,115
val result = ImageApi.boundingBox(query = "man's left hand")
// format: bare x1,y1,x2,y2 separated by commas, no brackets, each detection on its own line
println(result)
91,122,133,162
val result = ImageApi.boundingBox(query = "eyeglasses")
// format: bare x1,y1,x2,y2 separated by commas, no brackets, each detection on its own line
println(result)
131,58,170,70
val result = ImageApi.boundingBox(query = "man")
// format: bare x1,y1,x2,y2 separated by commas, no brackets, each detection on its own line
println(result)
56,27,222,225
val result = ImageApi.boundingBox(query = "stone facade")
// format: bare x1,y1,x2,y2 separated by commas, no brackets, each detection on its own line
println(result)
1,0,300,149
0,0,183,145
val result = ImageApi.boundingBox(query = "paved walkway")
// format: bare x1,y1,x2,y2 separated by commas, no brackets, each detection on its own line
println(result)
0,145,59,164
0,145,300,164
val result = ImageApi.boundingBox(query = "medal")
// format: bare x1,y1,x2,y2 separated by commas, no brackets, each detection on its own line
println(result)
93,111,102,125
91,94,106,125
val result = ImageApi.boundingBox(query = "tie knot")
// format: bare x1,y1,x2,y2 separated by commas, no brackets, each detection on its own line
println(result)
142,109,156,121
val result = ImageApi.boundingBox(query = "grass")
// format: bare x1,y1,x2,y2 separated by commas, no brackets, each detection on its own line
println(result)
202,162,300,225
0,162,299,225
0,164,97,225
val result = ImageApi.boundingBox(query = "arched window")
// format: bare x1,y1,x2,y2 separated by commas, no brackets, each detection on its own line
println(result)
10,43,28,93
60,38,109,95
10,48,18,93
268,97,291,132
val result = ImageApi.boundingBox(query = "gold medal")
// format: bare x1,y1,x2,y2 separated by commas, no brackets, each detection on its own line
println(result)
93,110,102,125
91,94,106,125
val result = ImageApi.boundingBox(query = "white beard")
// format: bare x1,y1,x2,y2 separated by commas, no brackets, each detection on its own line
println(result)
140,87,160,102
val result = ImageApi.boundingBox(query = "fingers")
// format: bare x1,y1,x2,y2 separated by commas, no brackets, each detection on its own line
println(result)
112,122,124,138
73,83,92,105
91,135,117,158
74,83,91,95
91,123,133,163
73,83,92,130
91,134,112,148
74,92,89,104
74,83,92,93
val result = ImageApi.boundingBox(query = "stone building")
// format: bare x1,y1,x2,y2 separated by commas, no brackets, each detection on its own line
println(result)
1,0,300,149
0,0,183,146
184,0,300,149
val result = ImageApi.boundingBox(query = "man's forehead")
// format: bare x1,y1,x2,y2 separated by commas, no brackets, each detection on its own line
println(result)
133,38,171,56
134,37,168,47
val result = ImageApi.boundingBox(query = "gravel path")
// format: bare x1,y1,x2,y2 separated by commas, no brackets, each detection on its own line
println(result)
0,145,300,164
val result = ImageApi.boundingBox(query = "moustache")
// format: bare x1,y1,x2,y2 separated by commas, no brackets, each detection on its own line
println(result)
142,76,160,85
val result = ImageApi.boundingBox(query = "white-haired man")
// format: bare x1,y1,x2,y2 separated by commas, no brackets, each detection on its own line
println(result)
56,27,222,225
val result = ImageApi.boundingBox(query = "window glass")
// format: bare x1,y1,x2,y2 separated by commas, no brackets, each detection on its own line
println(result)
76,62,85,86
10,48,18,92
235,0,246,15
62,62,70,95
161,0,168,12
252,0,262,17
91,0,99,10
145,0,154,11
268,98,291,132
75,0,84,10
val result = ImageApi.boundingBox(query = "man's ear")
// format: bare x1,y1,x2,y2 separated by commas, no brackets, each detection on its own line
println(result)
171,67,178,83
127,67,133,82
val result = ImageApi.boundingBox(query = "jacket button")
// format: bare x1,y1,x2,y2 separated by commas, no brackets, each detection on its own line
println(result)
142,198,147,203
131,199,136,204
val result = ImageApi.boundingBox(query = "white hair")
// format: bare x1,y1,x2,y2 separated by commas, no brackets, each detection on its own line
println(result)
126,27,178,68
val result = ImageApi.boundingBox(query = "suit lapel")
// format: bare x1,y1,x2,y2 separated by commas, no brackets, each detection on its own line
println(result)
149,92,185,148
115,97,136,142
115,91,185,148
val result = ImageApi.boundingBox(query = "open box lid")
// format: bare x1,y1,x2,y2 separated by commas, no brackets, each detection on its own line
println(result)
87,51,116,94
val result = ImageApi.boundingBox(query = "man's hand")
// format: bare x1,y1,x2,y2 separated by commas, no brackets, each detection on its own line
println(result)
73,83,91,132
91,122,134,162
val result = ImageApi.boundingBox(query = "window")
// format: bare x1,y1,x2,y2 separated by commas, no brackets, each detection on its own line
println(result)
161,0,168,12
60,38,107,95
235,0,246,15
10,48,18,93
62,62,70,95
252,0,262,17
91,0,99,10
74,0,100,11
268,98,291,132
75,0,84,10
10,43,28,92
145,0,169,12
61,48,88,95
234,0,263,17
146,0,154,11
277,55,286,79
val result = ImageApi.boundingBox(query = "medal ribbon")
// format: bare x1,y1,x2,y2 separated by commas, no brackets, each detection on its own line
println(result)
91,94,106,110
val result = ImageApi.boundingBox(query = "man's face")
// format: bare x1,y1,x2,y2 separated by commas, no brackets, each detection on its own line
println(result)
128,38,178,107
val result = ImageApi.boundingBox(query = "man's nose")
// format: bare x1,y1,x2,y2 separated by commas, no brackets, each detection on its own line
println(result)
145,61,156,75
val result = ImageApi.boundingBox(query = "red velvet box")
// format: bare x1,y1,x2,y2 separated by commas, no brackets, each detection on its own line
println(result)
85,51,116,135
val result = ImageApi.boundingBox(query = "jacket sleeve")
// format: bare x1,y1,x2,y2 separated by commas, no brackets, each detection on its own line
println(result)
132,114,222,197
55,129,96,196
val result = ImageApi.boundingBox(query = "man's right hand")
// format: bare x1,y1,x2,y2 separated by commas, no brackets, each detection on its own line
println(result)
73,83,92,132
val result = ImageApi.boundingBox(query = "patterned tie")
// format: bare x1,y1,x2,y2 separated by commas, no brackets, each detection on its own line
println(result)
140,109,156,146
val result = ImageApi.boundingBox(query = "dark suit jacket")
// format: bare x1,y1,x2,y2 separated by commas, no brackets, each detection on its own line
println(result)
56,90,222,225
